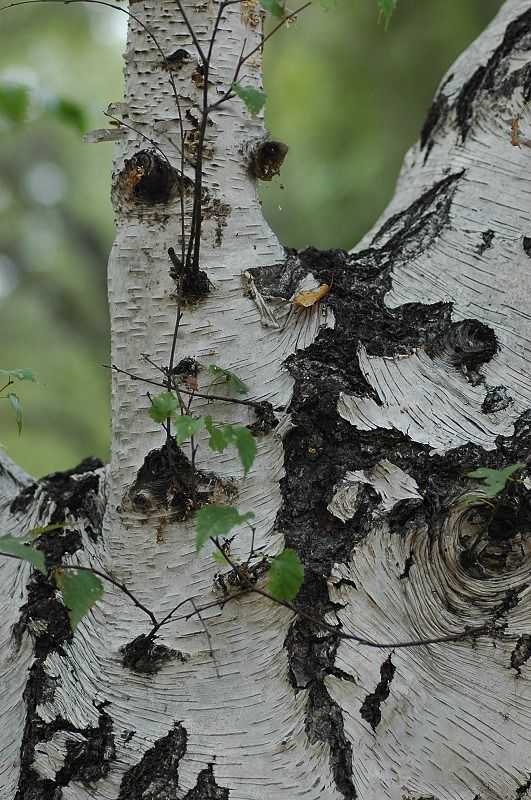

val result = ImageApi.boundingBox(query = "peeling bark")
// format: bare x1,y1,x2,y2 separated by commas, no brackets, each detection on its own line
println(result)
1,2,530,799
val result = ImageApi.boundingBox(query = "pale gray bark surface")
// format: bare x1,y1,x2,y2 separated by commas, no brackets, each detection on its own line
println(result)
1,1,530,798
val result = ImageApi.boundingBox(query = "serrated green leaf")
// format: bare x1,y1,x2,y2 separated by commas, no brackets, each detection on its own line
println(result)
207,364,249,395
377,0,396,28
465,463,526,498
0,534,46,574
174,414,204,445
267,548,304,601
46,97,87,134
195,504,255,552
223,425,257,476
8,393,23,435
0,367,37,382
204,415,229,453
260,0,285,18
0,84,30,124
55,569,103,631
232,83,266,118
148,391,180,423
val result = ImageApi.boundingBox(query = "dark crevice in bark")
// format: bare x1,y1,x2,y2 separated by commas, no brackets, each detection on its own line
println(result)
182,764,230,799
121,633,188,675
13,461,109,800
456,9,531,141
523,237,531,257
420,90,449,151
118,723,188,800
510,634,531,674
359,654,396,731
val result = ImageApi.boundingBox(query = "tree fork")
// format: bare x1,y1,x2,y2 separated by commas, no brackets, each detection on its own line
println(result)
0,1,530,799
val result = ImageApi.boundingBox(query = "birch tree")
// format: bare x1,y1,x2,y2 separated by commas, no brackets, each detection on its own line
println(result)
1,1,530,798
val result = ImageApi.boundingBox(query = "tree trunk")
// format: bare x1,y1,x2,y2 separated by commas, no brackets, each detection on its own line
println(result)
1,1,530,798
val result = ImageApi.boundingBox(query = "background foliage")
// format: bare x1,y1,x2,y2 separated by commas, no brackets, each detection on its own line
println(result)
0,0,502,475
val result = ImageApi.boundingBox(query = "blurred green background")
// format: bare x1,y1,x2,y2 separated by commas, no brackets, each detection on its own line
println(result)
0,0,502,476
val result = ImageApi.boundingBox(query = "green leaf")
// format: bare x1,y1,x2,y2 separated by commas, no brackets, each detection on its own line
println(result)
377,0,396,27
223,425,257,476
465,463,526,498
207,364,249,395
0,367,37,382
232,84,266,118
213,548,230,566
204,415,229,453
29,522,65,539
173,414,204,445
267,548,304,601
8,393,23,435
260,0,285,18
195,504,255,552
46,97,87,133
0,84,30,124
148,391,180,422
0,534,46,573
55,569,103,631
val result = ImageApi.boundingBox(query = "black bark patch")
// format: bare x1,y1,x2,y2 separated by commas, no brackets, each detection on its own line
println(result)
121,634,188,675
14,459,107,799
359,654,396,731
456,10,531,141
482,385,512,414
523,237,531,257
370,171,462,257
458,483,530,578
118,723,188,800
116,150,183,205
182,764,229,799
515,775,531,799
425,319,498,372
55,711,116,786
126,441,235,520
306,681,357,799
478,229,495,254
511,634,531,674
183,268,211,303
250,139,289,181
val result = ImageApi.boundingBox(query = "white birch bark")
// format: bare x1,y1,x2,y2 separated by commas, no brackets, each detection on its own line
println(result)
1,1,530,799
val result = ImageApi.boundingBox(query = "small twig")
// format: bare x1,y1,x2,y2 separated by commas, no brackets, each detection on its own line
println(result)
210,539,487,650
0,551,159,626
189,597,220,678
104,364,167,389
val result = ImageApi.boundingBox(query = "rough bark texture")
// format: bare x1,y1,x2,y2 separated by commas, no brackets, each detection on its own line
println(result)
1,1,530,799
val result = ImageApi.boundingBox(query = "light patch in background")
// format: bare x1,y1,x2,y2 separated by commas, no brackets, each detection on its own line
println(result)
88,7,128,45
0,180,13,212
24,162,66,206
21,216,61,271
0,254,19,297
